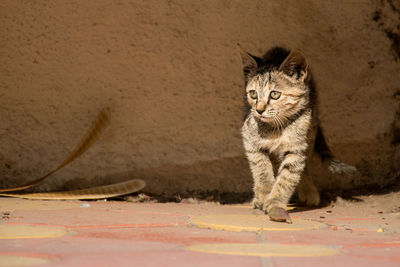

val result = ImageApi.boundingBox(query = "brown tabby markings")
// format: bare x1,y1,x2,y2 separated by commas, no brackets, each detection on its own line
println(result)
239,46,356,222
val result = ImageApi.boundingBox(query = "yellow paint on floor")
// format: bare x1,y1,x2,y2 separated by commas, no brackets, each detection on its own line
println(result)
233,205,253,209
0,225,68,239
235,205,296,211
0,198,79,211
187,243,339,257
190,215,326,232
0,255,50,266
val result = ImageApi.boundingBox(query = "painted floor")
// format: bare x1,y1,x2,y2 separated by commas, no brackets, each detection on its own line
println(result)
0,197,399,266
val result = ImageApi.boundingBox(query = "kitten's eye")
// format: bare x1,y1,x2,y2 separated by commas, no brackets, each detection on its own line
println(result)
249,90,258,99
270,91,281,100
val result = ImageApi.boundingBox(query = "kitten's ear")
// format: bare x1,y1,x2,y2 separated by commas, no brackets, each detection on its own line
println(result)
279,50,308,81
237,44,258,78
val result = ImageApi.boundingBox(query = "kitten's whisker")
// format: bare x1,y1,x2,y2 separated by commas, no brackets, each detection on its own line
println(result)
275,115,284,132
279,114,288,125
273,118,280,134
272,117,279,132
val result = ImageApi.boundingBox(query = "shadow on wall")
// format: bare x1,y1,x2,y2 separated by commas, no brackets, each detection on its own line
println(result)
0,134,399,203
55,155,253,203
373,0,400,61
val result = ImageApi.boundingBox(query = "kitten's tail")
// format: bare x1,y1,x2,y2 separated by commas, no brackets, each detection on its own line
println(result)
314,126,357,176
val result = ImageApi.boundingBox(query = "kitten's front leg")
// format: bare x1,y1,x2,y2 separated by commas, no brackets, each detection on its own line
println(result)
245,149,275,210
264,152,306,222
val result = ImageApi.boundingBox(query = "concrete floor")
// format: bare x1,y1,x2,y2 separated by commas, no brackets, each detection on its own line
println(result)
0,196,399,266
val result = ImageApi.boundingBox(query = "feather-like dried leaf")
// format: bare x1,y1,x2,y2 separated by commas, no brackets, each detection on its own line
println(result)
0,108,111,192
0,179,145,200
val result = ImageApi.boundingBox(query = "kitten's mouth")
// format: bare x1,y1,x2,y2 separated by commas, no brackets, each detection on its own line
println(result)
252,111,274,122
260,116,274,123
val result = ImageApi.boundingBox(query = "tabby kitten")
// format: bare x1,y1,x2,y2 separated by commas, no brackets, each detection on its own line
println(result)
239,46,356,223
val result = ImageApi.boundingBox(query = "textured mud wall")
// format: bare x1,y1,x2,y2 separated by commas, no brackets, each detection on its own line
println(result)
0,1,399,197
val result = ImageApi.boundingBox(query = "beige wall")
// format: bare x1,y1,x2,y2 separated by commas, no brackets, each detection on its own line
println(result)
1,1,399,196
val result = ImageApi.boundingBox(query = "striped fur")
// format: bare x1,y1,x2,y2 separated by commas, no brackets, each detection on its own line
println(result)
239,46,356,214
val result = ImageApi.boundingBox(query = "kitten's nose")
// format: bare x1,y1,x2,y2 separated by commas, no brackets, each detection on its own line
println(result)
256,102,266,114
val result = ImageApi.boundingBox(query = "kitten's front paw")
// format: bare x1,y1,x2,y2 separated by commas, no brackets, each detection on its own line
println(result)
252,198,264,210
262,197,291,223
267,206,292,224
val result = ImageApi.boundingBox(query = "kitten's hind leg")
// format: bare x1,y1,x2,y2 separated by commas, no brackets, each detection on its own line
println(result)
297,174,320,207
246,150,275,210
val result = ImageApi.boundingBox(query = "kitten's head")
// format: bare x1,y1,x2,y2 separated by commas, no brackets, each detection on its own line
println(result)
239,46,311,128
